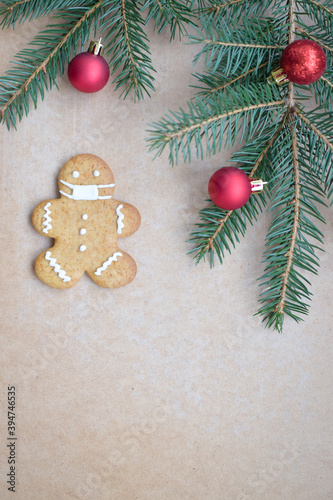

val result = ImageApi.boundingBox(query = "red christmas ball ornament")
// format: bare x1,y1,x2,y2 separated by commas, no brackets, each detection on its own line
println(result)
270,39,326,86
68,38,110,93
208,167,266,211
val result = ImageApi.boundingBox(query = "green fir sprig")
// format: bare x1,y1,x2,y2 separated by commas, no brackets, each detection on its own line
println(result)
0,0,196,128
148,0,333,331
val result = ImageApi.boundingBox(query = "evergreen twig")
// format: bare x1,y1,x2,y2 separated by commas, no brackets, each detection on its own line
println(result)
0,0,196,127
0,3,104,128
149,0,332,331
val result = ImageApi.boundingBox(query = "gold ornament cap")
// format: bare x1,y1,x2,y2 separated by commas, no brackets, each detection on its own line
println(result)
267,67,289,86
88,37,105,56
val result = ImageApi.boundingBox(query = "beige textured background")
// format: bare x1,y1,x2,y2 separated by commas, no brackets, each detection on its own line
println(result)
1,16,333,500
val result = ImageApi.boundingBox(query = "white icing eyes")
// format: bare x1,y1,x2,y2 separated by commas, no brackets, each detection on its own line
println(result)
72,170,102,178
73,170,100,178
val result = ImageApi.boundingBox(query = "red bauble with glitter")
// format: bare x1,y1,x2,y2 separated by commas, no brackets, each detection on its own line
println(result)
208,167,252,210
280,40,326,85
68,38,110,93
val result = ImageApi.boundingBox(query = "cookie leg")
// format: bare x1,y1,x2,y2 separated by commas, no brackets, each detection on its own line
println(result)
87,251,137,288
35,248,84,289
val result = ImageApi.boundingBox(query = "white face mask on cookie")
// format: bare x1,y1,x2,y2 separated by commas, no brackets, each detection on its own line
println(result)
59,179,115,200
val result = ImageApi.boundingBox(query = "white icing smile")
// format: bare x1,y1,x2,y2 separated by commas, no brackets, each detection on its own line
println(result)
59,179,115,200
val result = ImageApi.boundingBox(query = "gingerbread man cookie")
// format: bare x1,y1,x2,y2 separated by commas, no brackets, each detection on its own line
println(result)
32,154,141,289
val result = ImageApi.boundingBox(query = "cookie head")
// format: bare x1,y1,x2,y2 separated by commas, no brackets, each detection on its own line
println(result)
58,154,115,200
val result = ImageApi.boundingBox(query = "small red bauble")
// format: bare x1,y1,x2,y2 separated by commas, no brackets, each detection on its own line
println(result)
280,40,326,85
68,38,110,93
208,167,252,210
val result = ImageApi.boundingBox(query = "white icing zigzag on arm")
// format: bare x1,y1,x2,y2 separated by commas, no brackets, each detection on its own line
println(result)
42,202,52,234
116,204,125,234
45,251,71,282
95,252,122,276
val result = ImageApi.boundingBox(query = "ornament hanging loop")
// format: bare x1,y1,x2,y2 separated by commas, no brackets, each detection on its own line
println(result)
89,37,105,56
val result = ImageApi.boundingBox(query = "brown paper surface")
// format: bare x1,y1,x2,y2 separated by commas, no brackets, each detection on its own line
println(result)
0,18,332,500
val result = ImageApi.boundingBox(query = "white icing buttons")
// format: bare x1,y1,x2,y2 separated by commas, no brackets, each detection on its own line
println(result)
72,171,80,178
93,170,100,177
82,214,88,220
79,245,87,252
80,228,87,235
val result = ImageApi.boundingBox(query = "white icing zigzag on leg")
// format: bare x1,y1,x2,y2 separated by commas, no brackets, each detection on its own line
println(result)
95,252,122,276
42,202,52,234
116,204,125,234
45,251,71,282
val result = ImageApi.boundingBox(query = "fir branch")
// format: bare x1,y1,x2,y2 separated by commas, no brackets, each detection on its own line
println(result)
188,194,267,266
257,124,326,331
121,0,141,89
320,75,333,91
248,116,286,177
0,2,104,128
198,0,268,20
296,27,333,54
201,39,283,50
288,0,296,44
207,210,233,252
210,0,243,10
276,123,300,316
188,120,286,265
193,62,270,97
257,0,326,330
296,109,333,153
148,83,285,165
306,0,333,16
297,0,333,34
162,101,283,140
149,0,332,331
100,0,155,100
311,51,333,112
0,0,91,27
142,0,196,40
190,17,285,75
296,108,333,199
312,72,333,112
0,0,197,126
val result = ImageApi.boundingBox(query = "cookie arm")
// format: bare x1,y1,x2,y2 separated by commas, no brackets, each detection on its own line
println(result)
32,200,58,237
114,202,141,237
